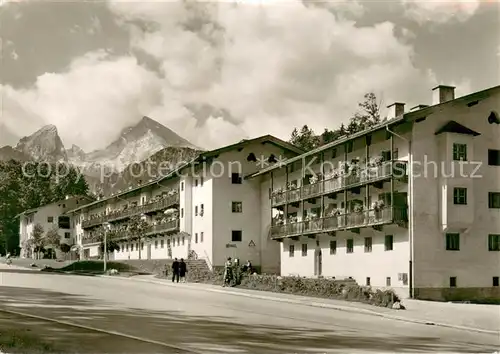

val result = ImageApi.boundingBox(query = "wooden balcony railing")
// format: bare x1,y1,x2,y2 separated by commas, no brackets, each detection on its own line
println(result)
82,194,180,229
270,161,407,206
269,206,407,239
82,219,180,245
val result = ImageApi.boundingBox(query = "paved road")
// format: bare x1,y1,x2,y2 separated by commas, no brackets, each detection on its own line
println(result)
0,267,499,353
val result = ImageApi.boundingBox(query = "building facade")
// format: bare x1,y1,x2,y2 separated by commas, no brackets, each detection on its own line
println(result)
251,84,500,301
18,196,91,258
67,136,302,272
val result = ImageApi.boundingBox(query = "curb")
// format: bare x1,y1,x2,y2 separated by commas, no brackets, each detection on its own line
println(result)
99,275,500,336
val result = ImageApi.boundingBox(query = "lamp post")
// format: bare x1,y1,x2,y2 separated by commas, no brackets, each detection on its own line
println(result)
103,222,110,273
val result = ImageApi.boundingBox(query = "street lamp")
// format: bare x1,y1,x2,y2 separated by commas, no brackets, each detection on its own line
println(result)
103,222,110,272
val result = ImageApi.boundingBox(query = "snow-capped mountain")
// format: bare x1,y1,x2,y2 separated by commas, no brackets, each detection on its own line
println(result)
12,124,68,162
68,116,200,174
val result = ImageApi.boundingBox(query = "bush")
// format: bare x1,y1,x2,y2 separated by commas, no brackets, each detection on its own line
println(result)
237,274,401,308
55,261,139,273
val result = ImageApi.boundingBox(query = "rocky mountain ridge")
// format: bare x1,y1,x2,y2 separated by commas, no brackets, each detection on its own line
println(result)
0,117,203,196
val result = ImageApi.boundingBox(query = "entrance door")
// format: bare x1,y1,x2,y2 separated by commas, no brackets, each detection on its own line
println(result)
314,249,322,276
147,243,152,260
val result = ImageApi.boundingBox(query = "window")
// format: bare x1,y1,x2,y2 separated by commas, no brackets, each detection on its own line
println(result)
453,188,467,205
195,179,198,187
301,244,307,256
200,204,204,216
445,233,460,251
47,216,54,223
247,153,257,162
155,240,158,249
161,240,164,248
232,230,242,242
64,232,70,239
182,237,185,245
181,182,184,191
181,208,184,218
493,277,499,287
329,240,336,255
141,242,144,250
366,277,371,286
58,216,70,229
381,150,391,161
449,277,457,288
195,205,198,216
289,244,294,257
488,149,500,166
364,237,372,253
232,202,243,213
488,234,500,251
452,143,467,161
331,148,337,159
346,239,354,253
131,244,134,251
488,192,500,208
385,235,393,251
231,173,242,184
195,233,198,243
201,177,204,186
126,244,129,251
386,277,391,286
268,154,277,163
200,232,204,243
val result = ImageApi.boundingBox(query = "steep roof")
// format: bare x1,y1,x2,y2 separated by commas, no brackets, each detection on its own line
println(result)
66,135,304,214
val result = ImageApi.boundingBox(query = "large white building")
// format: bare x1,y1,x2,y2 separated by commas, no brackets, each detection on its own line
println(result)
250,84,500,301
18,195,92,258
16,84,500,301
66,136,303,272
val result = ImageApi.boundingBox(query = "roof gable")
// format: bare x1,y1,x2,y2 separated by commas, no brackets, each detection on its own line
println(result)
435,120,481,137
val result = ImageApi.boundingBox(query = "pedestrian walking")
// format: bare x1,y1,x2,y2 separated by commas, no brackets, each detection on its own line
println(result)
179,258,187,282
171,258,180,283
223,257,233,287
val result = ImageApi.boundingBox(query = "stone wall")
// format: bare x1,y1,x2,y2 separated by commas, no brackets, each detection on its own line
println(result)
415,287,500,303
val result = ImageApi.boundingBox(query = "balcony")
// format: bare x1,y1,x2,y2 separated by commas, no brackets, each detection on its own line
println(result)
82,219,180,245
269,206,407,239
144,219,180,236
81,193,180,229
270,161,407,207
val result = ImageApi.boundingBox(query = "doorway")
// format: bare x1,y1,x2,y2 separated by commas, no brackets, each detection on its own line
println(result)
314,248,322,276
147,243,152,260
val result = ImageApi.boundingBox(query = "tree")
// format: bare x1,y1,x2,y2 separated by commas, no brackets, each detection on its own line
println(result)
31,224,45,260
59,243,71,260
289,125,321,151
44,226,61,259
99,239,120,255
289,92,383,150
128,215,149,260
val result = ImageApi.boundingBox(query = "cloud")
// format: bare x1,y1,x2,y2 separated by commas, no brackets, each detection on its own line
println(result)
1,0,472,152
401,0,480,24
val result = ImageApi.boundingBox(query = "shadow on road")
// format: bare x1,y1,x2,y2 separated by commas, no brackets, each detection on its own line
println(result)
0,285,494,353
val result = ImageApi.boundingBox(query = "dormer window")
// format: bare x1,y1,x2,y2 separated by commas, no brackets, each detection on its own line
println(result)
247,153,257,162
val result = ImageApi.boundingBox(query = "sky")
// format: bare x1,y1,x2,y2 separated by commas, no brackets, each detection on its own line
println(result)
0,0,499,152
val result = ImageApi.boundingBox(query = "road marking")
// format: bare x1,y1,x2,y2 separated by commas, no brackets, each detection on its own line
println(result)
0,307,204,354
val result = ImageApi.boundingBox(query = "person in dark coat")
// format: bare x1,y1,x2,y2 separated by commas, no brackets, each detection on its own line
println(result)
179,258,187,282
172,258,180,283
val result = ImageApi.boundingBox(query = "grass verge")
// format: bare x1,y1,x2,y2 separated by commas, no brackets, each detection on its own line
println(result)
0,328,59,353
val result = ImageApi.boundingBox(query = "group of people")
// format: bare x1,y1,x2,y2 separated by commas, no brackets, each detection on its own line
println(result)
223,257,253,287
171,258,187,283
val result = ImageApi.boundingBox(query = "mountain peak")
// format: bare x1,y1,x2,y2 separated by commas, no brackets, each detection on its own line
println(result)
15,124,67,162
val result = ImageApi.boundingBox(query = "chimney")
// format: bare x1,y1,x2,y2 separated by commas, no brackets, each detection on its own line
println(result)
387,102,405,119
432,85,455,105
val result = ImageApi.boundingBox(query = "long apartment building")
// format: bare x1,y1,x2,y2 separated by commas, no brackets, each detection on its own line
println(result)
250,84,500,301
66,136,303,272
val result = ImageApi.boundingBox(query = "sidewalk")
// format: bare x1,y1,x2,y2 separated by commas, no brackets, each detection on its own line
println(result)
115,274,500,335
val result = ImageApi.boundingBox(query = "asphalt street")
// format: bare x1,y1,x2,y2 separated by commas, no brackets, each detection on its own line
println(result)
0,267,499,353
